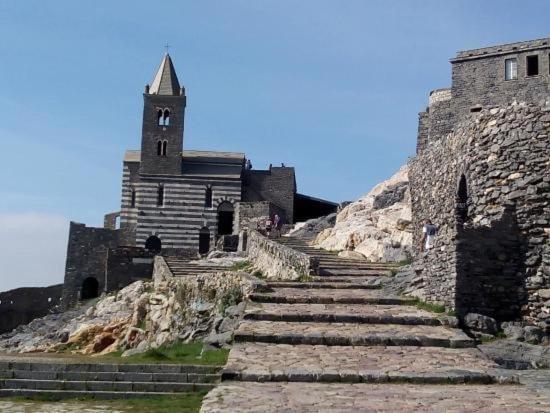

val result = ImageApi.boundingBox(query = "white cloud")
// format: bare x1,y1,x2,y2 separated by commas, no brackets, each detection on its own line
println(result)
0,213,69,291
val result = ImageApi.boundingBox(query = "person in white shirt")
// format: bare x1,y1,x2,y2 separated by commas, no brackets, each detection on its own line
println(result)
421,219,438,251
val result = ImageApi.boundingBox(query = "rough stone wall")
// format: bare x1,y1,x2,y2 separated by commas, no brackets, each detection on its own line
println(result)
0,284,63,333
62,222,119,309
103,212,120,230
234,201,286,233
242,167,296,223
105,247,155,292
247,230,318,280
410,103,550,335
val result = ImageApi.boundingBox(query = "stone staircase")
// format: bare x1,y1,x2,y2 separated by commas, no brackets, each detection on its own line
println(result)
164,256,231,276
0,360,221,399
200,236,527,412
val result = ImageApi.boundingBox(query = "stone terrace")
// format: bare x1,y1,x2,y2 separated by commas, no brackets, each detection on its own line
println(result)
199,235,545,412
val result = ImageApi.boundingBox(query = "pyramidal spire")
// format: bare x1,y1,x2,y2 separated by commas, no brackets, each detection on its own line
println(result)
148,53,181,96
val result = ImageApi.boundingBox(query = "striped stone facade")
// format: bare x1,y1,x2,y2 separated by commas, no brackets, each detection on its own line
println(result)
120,153,243,250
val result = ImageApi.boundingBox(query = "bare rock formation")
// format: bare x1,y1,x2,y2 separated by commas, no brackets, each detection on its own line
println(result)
313,165,412,262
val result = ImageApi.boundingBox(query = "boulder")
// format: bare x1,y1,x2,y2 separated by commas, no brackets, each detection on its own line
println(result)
464,313,498,335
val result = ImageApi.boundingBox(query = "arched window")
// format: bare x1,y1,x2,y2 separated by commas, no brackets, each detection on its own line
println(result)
157,185,164,207
130,187,136,208
205,186,213,208
157,140,162,156
157,109,163,126
456,174,468,224
162,140,167,156
163,109,170,126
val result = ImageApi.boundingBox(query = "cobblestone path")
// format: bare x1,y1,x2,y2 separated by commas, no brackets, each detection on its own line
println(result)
200,237,550,412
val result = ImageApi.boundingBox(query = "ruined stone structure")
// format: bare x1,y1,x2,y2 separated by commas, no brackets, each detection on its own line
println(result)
61,54,336,307
410,38,550,338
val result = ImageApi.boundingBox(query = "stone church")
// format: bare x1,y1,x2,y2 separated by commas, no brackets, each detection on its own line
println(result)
62,54,336,307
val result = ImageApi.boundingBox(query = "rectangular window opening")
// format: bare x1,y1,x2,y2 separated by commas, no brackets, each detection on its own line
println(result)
526,55,539,76
505,58,517,80
470,106,482,113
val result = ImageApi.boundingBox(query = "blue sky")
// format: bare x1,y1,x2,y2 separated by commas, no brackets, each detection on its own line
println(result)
0,0,549,290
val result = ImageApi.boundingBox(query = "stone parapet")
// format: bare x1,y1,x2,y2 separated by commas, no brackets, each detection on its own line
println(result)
247,231,318,280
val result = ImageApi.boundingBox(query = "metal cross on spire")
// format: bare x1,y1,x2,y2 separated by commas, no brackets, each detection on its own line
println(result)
164,43,171,54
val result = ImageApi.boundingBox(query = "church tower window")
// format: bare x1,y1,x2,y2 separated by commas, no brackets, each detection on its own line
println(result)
162,140,167,156
205,186,213,208
130,187,136,208
157,185,164,207
157,109,163,126
163,109,170,126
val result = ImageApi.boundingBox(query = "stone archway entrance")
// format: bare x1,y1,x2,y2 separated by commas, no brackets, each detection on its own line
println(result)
217,201,234,235
81,277,99,300
199,227,211,254
145,235,162,253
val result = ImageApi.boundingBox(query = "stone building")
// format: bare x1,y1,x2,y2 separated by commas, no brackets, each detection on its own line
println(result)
409,38,550,340
62,54,336,307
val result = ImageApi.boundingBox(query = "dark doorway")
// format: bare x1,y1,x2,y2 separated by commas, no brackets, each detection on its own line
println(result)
456,174,468,225
81,277,99,300
199,227,210,254
217,201,234,235
145,235,162,253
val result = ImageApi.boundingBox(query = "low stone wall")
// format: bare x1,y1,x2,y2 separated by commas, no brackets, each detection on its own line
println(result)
0,284,63,333
105,247,155,291
234,201,286,233
247,230,318,280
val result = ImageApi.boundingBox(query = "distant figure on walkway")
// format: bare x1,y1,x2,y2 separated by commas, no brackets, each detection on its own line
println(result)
265,217,273,237
245,159,252,170
420,219,438,251
273,214,284,237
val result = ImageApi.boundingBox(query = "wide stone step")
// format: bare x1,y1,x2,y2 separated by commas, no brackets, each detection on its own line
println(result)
310,275,385,283
0,361,221,375
234,320,475,348
243,303,450,326
0,388,198,400
222,343,512,384
0,378,215,393
318,268,393,276
200,382,545,413
250,288,413,305
265,282,380,290
0,370,219,383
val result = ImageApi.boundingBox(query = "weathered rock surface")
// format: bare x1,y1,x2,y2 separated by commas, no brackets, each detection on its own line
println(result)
479,340,550,369
0,257,254,355
313,165,412,263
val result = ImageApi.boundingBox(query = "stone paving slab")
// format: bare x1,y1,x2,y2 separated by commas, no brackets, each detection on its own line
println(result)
200,382,550,413
244,303,450,325
318,268,393,276
223,343,502,383
265,281,380,289
235,321,474,348
250,288,413,305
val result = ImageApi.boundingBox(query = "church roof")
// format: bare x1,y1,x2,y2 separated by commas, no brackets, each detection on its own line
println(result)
148,54,181,96
123,149,245,165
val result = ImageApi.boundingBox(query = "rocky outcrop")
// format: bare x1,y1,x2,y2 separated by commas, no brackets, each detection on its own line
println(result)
313,165,412,262
0,256,256,355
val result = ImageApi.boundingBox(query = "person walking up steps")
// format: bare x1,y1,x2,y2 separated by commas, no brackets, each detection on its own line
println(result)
420,219,438,251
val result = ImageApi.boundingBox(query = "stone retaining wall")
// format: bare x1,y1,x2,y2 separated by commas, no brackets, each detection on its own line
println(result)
409,102,550,337
247,230,318,280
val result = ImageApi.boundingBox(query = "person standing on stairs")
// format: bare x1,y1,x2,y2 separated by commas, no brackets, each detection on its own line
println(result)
420,219,438,251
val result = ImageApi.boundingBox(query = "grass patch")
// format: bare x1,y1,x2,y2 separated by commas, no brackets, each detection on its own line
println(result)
298,273,314,282
411,298,447,314
5,392,207,412
100,341,229,366
230,260,251,271
251,270,265,279
218,287,243,314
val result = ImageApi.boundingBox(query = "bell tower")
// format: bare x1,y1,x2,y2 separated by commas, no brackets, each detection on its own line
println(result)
140,54,186,175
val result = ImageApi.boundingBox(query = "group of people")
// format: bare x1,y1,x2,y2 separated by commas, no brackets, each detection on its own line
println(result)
257,214,284,237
